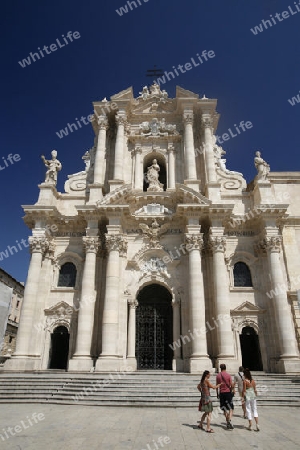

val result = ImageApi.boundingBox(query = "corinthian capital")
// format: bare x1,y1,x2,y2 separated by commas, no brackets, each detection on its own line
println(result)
83,236,100,254
262,236,282,253
116,113,127,127
185,233,204,250
183,114,193,125
97,114,108,130
201,115,213,130
208,236,226,253
128,299,138,309
105,235,128,255
29,236,48,254
44,239,56,260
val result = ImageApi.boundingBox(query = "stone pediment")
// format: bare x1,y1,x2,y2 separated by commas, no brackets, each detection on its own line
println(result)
110,87,134,101
176,86,199,99
44,301,73,317
231,301,265,315
97,184,132,206
176,184,211,205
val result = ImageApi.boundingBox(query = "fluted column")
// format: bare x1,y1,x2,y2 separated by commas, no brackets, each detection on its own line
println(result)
127,299,138,358
262,236,300,368
68,236,100,371
183,114,197,180
134,146,143,190
93,115,108,185
6,237,47,370
167,144,176,189
185,231,211,372
209,234,235,362
202,115,217,183
113,113,126,181
96,234,127,371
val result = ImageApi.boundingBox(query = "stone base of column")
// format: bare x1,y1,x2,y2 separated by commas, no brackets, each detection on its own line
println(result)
88,184,104,203
189,357,212,374
4,356,41,371
95,356,123,372
216,357,239,374
68,357,94,372
184,179,200,192
205,182,222,202
109,180,124,192
124,357,137,372
172,358,184,372
274,357,300,374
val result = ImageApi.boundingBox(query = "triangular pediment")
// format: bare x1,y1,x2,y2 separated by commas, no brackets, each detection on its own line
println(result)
231,301,265,314
176,86,199,99
111,87,134,101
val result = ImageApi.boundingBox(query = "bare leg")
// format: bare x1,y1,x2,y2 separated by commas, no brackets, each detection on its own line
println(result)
199,412,207,428
206,412,212,431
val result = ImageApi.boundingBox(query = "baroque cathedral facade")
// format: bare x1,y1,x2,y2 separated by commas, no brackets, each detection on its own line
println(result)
5,83,300,374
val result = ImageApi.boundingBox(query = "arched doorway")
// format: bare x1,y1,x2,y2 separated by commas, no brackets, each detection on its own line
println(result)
136,284,173,370
240,326,263,371
49,326,70,370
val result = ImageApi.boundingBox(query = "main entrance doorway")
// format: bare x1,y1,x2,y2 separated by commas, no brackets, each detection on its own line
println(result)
136,284,173,370
49,326,70,370
240,326,263,371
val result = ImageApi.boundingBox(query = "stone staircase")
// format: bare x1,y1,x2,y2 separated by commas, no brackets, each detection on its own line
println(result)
0,371,299,407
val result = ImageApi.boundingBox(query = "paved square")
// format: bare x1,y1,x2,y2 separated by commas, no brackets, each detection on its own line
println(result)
0,404,299,450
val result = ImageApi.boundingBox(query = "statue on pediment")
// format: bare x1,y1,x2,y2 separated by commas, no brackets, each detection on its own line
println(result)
41,150,62,185
254,151,270,180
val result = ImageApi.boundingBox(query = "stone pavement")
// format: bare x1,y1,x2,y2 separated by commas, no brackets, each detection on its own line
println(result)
0,404,299,450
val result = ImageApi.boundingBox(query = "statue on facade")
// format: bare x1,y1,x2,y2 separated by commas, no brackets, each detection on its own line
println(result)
254,151,270,180
213,141,242,176
41,150,62,185
146,159,164,191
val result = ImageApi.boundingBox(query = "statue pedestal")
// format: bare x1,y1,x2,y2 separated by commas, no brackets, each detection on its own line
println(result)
88,183,104,203
36,183,58,206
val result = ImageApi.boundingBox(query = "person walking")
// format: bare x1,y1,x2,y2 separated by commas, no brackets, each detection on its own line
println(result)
234,366,246,418
197,370,221,433
242,368,259,431
216,364,235,430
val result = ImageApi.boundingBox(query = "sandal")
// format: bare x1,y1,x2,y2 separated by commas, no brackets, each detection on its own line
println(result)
198,424,204,430
206,429,214,433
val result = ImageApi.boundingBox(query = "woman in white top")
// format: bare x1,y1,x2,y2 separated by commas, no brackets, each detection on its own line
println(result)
242,368,259,431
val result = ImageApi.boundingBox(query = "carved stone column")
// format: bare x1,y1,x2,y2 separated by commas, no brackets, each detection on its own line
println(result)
5,237,48,371
209,234,235,366
167,144,176,190
133,145,143,190
261,236,300,372
183,114,197,181
172,297,183,371
93,115,108,185
113,113,126,182
96,234,127,371
68,236,100,371
185,230,211,372
202,115,217,183
127,299,138,362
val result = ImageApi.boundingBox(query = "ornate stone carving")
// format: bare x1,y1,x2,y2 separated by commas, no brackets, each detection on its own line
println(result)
116,113,127,127
213,139,243,177
208,236,226,253
138,118,177,136
41,150,62,185
135,203,172,216
139,219,169,247
64,172,87,193
29,237,48,254
201,115,213,129
105,235,127,254
184,234,204,250
145,159,164,192
137,82,168,103
254,151,270,181
183,114,193,125
262,236,282,253
83,236,100,253
44,239,56,260
97,114,108,129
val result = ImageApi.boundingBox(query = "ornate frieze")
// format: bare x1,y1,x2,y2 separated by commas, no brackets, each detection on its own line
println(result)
138,118,178,136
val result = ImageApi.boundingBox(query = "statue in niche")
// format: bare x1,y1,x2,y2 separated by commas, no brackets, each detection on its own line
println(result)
146,159,164,191
41,150,62,185
254,151,270,180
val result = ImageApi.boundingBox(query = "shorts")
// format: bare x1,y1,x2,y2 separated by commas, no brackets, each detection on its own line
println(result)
219,392,234,411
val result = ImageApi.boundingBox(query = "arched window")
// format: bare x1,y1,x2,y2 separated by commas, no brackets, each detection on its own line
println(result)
58,262,77,287
233,262,253,287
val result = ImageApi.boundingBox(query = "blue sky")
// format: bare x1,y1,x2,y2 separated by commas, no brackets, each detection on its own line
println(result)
1,0,300,282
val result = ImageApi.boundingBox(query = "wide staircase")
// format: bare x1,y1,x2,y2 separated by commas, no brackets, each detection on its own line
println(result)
0,371,299,407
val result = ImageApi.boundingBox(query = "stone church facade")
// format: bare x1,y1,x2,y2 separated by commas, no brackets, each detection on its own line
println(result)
5,83,300,374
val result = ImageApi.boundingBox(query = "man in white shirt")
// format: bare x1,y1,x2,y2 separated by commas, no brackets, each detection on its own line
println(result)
234,366,246,418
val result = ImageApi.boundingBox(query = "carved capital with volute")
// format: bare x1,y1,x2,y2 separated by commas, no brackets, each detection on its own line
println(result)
105,235,128,255
128,299,138,309
83,236,100,254
208,235,226,253
185,233,204,250
97,114,108,130
29,236,49,254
